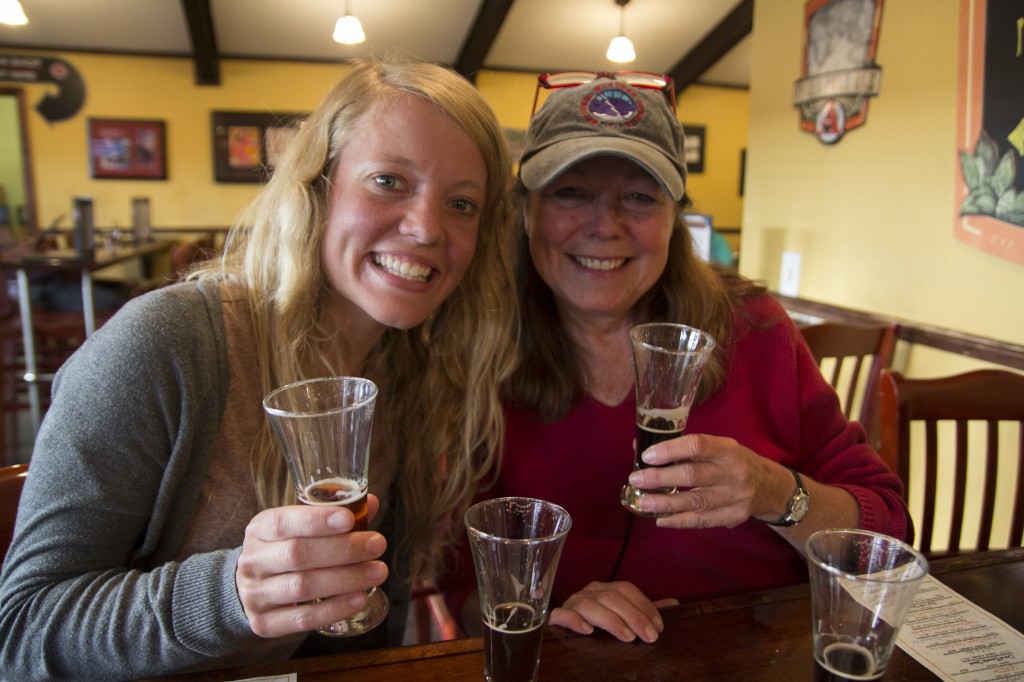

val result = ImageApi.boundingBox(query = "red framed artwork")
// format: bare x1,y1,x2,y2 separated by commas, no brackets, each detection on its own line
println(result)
88,118,167,180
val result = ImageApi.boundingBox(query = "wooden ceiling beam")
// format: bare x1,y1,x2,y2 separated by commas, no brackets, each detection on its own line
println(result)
668,0,752,93
455,0,515,82
182,0,220,86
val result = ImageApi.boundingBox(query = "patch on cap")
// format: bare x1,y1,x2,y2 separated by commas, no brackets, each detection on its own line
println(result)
580,82,645,127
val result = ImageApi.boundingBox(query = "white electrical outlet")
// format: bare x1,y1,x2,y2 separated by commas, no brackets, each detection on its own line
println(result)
779,251,802,296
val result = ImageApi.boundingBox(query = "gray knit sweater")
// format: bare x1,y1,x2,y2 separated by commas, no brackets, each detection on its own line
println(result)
0,281,409,681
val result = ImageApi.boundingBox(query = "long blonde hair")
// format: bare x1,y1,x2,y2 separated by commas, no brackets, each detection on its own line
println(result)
193,56,518,582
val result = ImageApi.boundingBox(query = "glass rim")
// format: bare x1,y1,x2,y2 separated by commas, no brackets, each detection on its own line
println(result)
805,528,929,582
464,496,573,544
262,376,378,418
629,322,716,355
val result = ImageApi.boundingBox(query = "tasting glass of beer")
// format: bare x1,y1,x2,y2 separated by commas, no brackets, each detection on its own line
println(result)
465,497,572,682
263,376,388,637
620,323,715,517
806,529,929,681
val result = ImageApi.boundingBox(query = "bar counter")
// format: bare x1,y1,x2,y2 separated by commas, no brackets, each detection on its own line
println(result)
138,547,1024,681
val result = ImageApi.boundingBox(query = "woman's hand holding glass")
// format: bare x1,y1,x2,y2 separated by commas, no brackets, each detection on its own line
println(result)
235,497,388,638
626,432,794,528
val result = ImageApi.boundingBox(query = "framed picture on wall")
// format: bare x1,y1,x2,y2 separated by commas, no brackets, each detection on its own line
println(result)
88,118,167,180
682,124,705,174
211,111,307,183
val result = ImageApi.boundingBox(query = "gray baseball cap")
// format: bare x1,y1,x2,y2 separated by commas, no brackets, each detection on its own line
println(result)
518,77,687,201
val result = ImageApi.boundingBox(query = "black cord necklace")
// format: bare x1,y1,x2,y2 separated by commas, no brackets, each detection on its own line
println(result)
607,513,634,581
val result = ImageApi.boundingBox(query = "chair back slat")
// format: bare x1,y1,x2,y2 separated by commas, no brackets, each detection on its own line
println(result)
976,422,1000,553
946,420,969,553
800,322,897,447
879,369,1024,558
920,420,938,555
1011,429,1024,545
841,355,867,420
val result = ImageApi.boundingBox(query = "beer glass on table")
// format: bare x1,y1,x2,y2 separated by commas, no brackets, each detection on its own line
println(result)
620,323,716,517
806,529,928,681
465,497,572,682
262,376,388,637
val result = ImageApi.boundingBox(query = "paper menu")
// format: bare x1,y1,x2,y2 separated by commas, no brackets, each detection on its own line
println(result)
897,575,1024,681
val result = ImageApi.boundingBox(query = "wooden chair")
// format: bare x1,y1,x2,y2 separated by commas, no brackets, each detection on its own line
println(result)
1,462,28,560
878,369,1024,558
800,321,897,447
168,233,216,283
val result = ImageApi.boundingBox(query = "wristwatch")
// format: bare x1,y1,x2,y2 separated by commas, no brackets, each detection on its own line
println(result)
764,468,809,527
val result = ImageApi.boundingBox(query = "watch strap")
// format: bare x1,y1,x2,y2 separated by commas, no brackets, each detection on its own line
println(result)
764,467,808,527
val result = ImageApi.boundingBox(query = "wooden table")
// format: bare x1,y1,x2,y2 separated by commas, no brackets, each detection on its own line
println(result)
0,239,174,432
139,547,1024,681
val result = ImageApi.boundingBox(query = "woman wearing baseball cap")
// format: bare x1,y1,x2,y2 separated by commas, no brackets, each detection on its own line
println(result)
442,72,910,644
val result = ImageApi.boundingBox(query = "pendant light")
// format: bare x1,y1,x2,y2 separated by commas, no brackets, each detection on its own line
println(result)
0,0,28,26
606,0,636,64
333,0,366,45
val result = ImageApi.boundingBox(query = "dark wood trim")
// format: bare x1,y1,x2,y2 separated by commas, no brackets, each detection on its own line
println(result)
773,293,1024,371
454,0,515,81
181,0,220,86
668,0,753,93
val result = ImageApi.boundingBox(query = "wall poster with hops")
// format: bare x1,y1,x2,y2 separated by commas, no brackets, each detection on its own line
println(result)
955,0,1024,266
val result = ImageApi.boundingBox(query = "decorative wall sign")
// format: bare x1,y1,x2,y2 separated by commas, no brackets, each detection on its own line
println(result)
792,0,884,144
212,111,306,183
88,118,167,180
0,54,84,122
954,0,1024,266
683,125,705,174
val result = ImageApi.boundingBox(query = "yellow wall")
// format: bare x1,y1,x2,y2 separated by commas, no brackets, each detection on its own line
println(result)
675,86,749,229
8,53,747,243
742,1,1023,553
742,0,1024,377
9,5,1022,378
15,53,350,229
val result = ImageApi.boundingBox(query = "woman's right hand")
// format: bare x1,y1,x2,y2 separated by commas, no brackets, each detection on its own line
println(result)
235,494,388,637
548,580,677,643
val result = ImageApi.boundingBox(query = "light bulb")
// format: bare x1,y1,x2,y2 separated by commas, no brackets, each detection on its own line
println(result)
333,15,365,44
606,35,636,63
0,0,28,25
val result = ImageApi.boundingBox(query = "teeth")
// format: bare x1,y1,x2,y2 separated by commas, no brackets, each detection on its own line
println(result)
374,254,432,282
575,256,625,271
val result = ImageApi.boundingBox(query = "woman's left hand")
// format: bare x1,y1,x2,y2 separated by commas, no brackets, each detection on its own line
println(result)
548,581,677,643
626,433,793,528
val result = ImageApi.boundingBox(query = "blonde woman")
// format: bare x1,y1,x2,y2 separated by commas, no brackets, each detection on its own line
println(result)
0,57,516,681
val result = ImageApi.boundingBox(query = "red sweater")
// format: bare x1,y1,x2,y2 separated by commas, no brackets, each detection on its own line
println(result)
442,295,910,617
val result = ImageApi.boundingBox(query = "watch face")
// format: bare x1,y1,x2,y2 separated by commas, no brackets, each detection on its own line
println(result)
792,493,810,521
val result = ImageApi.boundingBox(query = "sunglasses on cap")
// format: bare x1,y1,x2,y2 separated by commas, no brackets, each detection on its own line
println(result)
531,70,677,117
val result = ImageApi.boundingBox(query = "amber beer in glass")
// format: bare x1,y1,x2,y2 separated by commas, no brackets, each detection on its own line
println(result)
263,376,388,637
